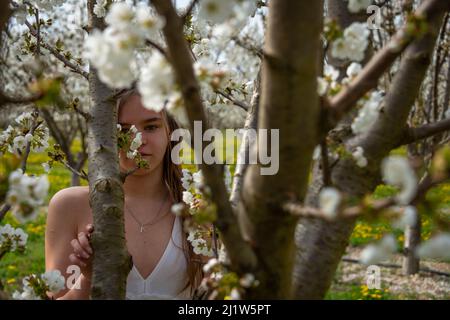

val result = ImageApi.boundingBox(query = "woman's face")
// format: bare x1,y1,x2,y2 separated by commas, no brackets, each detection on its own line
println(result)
118,94,169,176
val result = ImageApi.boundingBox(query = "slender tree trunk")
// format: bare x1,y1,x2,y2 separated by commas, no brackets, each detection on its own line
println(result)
86,0,131,299
229,70,260,209
403,218,421,275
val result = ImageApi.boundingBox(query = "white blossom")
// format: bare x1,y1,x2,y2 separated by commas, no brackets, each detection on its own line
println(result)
230,288,241,300
171,203,185,216
331,22,370,62
6,169,49,223
360,234,397,265
41,270,65,294
218,243,229,264
138,52,176,111
198,0,234,24
319,187,341,219
126,149,138,159
239,273,256,288
192,170,204,192
105,2,135,31
324,64,339,81
182,191,195,208
130,132,142,151
352,146,368,167
0,224,28,252
392,205,417,230
347,0,372,13
188,230,214,257
181,168,193,191
202,258,219,273
83,29,135,88
135,4,165,38
346,62,362,78
93,0,107,18
12,286,40,300
381,156,417,205
191,238,214,257
317,65,340,96
351,91,383,134
416,233,450,260
129,125,138,134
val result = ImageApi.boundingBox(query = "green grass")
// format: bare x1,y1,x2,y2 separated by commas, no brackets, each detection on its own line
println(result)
325,283,394,300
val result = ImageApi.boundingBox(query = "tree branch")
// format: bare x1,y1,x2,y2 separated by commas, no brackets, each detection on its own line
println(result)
397,118,450,147
285,170,449,222
144,39,168,60
24,20,89,79
20,116,43,172
151,0,258,275
0,90,43,108
326,0,450,130
229,69,261,209
214,89,249,111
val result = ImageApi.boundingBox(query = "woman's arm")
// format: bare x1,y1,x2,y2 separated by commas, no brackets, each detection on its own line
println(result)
45,187,92,299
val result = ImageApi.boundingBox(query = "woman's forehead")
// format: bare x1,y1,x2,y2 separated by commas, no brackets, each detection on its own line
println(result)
118,94,163,124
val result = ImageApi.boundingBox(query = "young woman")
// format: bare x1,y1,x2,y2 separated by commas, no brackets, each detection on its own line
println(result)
45,89,204,299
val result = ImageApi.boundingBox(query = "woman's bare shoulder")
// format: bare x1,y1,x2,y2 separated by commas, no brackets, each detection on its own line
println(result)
48,186,90,212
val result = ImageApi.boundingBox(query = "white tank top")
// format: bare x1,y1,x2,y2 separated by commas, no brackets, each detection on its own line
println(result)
126,216,192,299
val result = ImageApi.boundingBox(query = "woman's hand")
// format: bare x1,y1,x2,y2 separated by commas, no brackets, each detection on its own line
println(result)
69,224,94,277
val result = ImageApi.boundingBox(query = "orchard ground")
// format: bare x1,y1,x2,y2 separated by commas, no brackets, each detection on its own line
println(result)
1,137,449,300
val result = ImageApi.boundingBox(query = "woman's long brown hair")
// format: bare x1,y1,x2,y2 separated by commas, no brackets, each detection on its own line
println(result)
116,89,204,297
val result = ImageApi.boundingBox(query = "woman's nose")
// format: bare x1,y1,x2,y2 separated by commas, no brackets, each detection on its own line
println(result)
138,134,147,148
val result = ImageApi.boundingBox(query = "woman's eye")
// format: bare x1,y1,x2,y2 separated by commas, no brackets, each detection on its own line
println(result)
145,125,158,131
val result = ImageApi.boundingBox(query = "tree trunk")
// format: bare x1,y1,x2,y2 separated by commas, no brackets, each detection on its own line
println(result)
86,0,131,299
239,0,323,299
403,218,421,275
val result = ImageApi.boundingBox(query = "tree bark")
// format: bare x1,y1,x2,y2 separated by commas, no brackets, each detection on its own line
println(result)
239,0,323,299
294,1,447,299
403,218,421,275
86,0,131,299
229,70,260,209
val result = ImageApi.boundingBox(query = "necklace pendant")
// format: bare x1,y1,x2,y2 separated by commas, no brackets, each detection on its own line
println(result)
140,225,144,233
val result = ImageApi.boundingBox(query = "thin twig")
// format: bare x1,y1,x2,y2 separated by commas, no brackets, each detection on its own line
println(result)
21,118,44,172
144,39,168,60
62,160,88,181
0,90,43,108
0,204,11,222
24,21,89,79
181,0,199,23
215,89,249,111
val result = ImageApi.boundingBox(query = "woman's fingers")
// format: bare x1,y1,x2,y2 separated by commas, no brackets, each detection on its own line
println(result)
78,232,93,255
69,253,87,267
85,224,94,236
70,238,90,259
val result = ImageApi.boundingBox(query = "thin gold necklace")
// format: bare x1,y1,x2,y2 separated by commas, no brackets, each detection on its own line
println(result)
125,192,169,233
